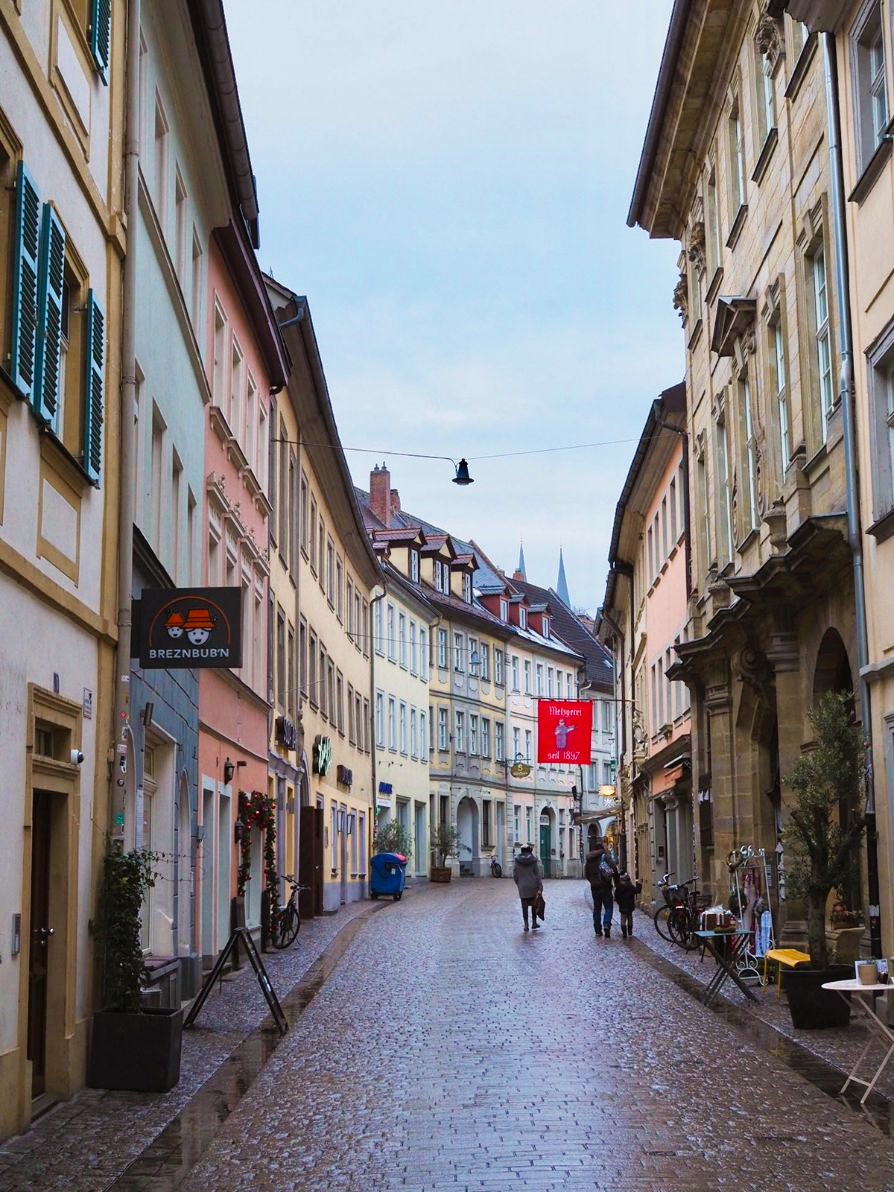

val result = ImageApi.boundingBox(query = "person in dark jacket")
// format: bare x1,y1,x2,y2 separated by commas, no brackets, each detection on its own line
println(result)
513,844,543,931
584,843,618,937
614,871,642,939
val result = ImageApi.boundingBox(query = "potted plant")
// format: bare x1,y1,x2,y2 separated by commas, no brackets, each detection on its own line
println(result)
372,820,413,860
430,823,460,883
87,841,183,1091
781,691,866,1029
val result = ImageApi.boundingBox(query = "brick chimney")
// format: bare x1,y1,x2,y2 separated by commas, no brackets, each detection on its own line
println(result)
390,489,401,518
370,463,391,528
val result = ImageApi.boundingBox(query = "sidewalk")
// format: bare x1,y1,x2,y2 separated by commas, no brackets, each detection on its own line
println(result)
630,906,894,1108
0,895,384,1192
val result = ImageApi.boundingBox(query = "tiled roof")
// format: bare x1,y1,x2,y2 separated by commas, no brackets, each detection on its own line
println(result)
509,578,614,691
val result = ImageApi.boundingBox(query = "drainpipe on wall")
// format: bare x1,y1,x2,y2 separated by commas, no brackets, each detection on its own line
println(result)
822,32,882,958
110,0,142,841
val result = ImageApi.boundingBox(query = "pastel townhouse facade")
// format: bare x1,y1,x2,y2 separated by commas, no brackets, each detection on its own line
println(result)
602,385,692,906
267,283,380,916
790,0,894,953
630,3,866,940
0,0,122,1138
198,223,288,956
124,0,266,995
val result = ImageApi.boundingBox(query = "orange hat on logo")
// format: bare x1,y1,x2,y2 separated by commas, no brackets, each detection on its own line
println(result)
183,608,215,631
165,612,185,629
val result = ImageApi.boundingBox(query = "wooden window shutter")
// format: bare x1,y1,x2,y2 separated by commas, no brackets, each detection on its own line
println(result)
10,162,41,401
89,0,111,83
33,204,66,426
82,289,105,484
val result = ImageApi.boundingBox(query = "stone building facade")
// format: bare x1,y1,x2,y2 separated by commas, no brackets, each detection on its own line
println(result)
629,1,864,933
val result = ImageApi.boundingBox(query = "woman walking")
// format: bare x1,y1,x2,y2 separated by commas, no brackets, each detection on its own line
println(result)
513,844,544,931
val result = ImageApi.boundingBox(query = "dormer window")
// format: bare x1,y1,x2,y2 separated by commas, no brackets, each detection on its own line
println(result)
542,616,550,638
499,598,508,621
434,560,448,594
410,550,420,583
519,607,527,630
462,574,472,603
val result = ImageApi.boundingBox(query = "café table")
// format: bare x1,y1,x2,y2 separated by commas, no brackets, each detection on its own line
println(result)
821,978,894,1104
694,929,759,1007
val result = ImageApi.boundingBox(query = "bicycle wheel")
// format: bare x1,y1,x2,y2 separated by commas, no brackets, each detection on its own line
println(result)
668,906,694,950
653,904,675,943
491,861,503,878
272,904,300,949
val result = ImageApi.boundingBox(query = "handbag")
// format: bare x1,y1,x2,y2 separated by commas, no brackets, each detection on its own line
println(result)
534,889,546,920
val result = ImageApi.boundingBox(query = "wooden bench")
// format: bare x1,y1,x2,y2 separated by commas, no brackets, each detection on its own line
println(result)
764,947,811,997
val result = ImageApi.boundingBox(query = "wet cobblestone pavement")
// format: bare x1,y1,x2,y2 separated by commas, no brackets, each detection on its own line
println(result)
6,880,894,1190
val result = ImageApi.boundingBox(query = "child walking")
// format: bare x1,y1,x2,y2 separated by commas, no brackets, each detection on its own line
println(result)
614,872,642,939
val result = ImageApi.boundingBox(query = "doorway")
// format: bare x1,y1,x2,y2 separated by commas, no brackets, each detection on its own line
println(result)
539,811,552,878
27,791,53,1099
456,796,479,875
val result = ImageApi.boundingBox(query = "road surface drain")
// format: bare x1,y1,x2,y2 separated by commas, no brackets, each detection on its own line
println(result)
630,938,894,1136
109,908,383,1189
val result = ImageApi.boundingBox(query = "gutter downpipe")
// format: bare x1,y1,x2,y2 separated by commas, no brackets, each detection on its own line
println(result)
111,0,142,842
599,600,627,870
822,32,881,957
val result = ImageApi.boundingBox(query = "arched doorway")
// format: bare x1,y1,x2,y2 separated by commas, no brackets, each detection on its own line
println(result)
456,796,479,875
539,807,555,877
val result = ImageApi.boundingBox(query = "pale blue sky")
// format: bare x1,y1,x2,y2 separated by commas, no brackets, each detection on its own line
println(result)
225,1,680,613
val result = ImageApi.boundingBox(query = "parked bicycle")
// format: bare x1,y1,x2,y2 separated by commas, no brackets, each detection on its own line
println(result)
271,874,309,950
653,872,703,951
490,856,503,878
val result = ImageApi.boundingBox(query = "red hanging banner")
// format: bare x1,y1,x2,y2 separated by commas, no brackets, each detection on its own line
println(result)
537,700,593,765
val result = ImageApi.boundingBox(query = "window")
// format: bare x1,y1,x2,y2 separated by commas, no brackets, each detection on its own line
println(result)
524,730,532,763
335,671,344,734
524,659,532,694
547,667,554,697
418,710,426,760
480,644,490,680
362,698,370,751
326,539,335,604
853,3,889,172
536,664,544,696
410,549,420,582
697,436,713,568
740,374,759,533
346,579,354,642
468,636,479,673
513,727,521,760
318,518,325,589
437,628,448,669
399,702,408,754
438,707,448,751
511,655,520,691
495,649,504,686
420,629,428,679
399,613,407,668
728,98,746,215
300,473,309,553
387,604,396,662
495,722,505,762
647,525,655,581
526,807,533,844
410,708,418,758
810,245,834,439
481,718,491,758
670,478,678,542
500,598,508,621
153,94,168,227
230,339,244,448
462,573,472,602
409,620,417,673
602,701,613,733
469,714,479,755
519,607,528,630
388,697,396,750
361,599,369,657
276,608,286,707
174,169,187,280
374,599,384,654
375,692,384,747
867,326,894,519
482,801,492,849
454,632,465,672
309,631,318,706
336,559,343,621
771,315,790,476
716,412,734,564
755,40,776,145
706,166,722,276
455,711,465,752
309,497,318,572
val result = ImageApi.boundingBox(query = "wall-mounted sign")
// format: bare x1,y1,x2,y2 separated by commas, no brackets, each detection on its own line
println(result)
510,762,531,778
313,735,333,776
337,765,353,788
378,782,393,795
536,700,593,765
134,587,242,670
276,716,299,751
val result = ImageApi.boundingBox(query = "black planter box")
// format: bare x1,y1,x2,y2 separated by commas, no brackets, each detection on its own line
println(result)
87,1006,183,1092
784,965,853,1030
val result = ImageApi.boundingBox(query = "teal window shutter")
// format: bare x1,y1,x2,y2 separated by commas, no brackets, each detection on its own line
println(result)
88,0,111,83
33,204,67,427
10,162,41,401
82,289,104,484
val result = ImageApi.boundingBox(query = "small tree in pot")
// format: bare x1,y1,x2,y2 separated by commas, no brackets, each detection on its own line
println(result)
781,691,866,1028
430,823,460,883
87,840,183,1091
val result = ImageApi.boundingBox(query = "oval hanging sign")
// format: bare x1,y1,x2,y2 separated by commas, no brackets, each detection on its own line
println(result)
510,762,531,778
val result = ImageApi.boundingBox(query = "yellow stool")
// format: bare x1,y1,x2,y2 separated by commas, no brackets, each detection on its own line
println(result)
764,947,811,997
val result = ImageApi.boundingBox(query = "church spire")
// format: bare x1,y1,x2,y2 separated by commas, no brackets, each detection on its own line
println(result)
516,542,527,581
556,547,570,607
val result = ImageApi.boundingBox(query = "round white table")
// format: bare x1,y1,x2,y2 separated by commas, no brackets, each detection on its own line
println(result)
822,977,894,1104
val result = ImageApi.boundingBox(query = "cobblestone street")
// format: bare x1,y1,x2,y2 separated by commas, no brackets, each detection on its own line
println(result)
8,878,894,1191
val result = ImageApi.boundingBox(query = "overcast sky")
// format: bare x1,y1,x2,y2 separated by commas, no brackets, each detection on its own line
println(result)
225,1,680,614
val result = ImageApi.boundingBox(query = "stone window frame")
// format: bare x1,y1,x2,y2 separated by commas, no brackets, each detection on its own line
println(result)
760,276,795,492
713,389,735,568
752,8,783,184
796,199,838,456
864,313,894,538
704,156,724,300
694,424,715,581
725,76,749,248
850,0,891,178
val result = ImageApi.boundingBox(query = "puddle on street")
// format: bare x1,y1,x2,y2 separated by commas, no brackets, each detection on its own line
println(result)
109,910,378,1190
631,939,894,1136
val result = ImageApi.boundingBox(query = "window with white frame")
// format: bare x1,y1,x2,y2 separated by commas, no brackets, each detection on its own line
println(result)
388,696,396,750
375,691,384,746
519,607,528,630
495,722,505,762
810,243,834,439
755,37,776,145
420,710,427,760
438,707,449,750
420,628,428,679
374,599,384,654
536,664,544,696
454,632,465,672
867,325,894,520
399,702,407,754
513,727,521,759
524,659,532,694
499,598,508,621
480,643,490,680
437,628,448,669
853,2,889,173
728,97,746,215
410,620,417,674
410,549,420,583
462,573,472,602
387,604,396,662
469,714,479,755
511,655,520,691
455,710,465,752
525,730,532,763
481,718,490,758
771,312,790,477
495,649,504,686
469,636,480,673
706,166,722,276
716,409,734,564
399,613,407,668
740,373,759,533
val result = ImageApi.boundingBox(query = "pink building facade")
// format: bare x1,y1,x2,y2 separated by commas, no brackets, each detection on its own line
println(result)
197,223,288,961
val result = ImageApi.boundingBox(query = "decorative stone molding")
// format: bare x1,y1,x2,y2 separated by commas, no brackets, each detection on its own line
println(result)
737,645,773,704
755,9,785,74
688,220,706,275
704,681,732,713
673,272,689,323
766,631,800,674
763,498,788,553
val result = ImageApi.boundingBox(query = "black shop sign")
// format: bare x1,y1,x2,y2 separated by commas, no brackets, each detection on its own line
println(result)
134,587,243,670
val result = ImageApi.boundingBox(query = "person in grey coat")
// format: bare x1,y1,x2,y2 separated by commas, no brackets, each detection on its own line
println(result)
513,844,543,931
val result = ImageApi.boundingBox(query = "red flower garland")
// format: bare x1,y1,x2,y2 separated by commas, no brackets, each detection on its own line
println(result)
236,790,278,933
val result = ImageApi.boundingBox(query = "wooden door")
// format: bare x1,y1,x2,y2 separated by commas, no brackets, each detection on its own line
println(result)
27,791,53,1098
298,805,317,920
539,821,552,878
